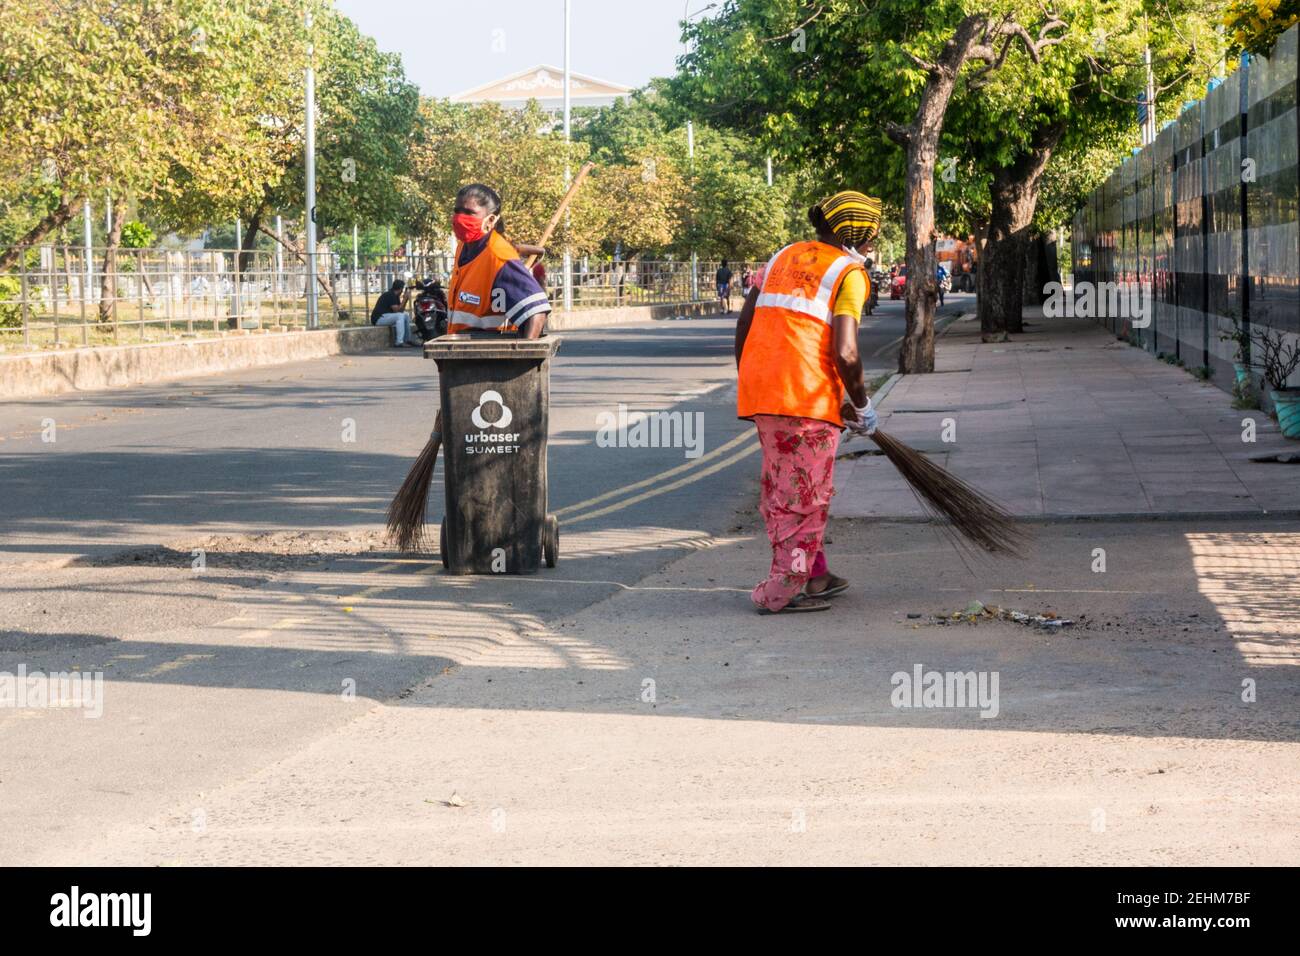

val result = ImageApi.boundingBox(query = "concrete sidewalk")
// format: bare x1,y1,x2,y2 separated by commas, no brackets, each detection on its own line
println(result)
834,314,1299,520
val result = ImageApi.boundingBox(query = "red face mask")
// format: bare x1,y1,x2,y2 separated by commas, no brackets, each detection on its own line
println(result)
452,212,485,242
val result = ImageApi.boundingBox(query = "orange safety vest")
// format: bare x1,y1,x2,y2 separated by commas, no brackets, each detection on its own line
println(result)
446,231,543,333
737,240,867,426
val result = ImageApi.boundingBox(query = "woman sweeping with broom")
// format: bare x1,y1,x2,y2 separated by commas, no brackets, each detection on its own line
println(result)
736,191,883,614
736,192,1024,613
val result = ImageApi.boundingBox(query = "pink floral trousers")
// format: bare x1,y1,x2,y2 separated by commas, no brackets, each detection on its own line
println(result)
751,414,840,611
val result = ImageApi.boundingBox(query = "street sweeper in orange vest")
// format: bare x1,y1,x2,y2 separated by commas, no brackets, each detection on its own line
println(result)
445,183,552,336
734,190,883,614
424,183,553,438
388,172,606,551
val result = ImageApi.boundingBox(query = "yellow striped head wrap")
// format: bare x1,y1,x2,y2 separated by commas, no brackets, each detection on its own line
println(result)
818,191,883,245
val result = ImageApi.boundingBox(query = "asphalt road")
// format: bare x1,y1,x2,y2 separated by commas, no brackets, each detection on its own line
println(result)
0,297,967,862
0,293,971,568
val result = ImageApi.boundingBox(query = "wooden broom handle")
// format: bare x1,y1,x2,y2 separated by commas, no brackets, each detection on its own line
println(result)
525,161,595,268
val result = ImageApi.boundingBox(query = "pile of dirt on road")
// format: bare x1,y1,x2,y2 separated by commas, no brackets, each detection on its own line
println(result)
935,599,1074,629
76,529,393,571
923,599,1224,640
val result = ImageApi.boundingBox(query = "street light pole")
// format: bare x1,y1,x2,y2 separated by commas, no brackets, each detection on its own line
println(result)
681,2,715,304
304,8,319,329
1142,46,1156,146
562,0,573,312
83,198,93,291
234,217,243,326
688,120,697,303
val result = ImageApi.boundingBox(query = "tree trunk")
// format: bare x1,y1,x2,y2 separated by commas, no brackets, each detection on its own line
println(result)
978,121,1064,340
890,15,990,374
1043,229,1061,286
97,196,126,324
969,219,987,296
979,227,1030,338
238,206,263,277
0,196,79,272
1022,233,1043,306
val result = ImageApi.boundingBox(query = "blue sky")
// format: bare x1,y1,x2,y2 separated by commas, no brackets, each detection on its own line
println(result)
334,0,710,98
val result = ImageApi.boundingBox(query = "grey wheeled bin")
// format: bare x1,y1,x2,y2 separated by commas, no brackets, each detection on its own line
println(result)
424,334,561,574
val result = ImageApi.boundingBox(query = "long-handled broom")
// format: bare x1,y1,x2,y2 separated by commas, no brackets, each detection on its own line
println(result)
386,164,596,554
857,428,1027,556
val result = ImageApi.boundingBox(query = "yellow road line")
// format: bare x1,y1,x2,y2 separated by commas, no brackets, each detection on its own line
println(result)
564,438,760,525
234,616,313,640
338,560,408,600
138,653,214,679
553,429,753,518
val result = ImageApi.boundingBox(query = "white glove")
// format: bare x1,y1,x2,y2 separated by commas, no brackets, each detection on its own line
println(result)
846,397,877,436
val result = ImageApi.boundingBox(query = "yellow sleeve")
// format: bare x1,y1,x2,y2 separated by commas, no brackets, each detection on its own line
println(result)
831,268,866,320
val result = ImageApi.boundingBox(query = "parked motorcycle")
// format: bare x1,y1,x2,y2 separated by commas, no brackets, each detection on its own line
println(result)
412,278,448,341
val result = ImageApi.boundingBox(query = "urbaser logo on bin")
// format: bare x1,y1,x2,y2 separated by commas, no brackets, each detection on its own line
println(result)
465,389,521,455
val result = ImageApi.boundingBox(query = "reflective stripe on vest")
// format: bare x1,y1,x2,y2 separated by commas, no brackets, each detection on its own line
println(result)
736,240,865,425
503,291,548,325
754,253,855,323
447,309,502,329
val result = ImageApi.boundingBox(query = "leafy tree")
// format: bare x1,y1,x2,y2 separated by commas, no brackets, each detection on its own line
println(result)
0,0,301,270
121,221,157,250
402,99,596,254
583,149,688,258
578,90,790,259
674,0,1071,373
951,2,1228,336
1223,0,1298,56
279,8,419,243
144,0,313,241
146,1,418,290
402,95,783,262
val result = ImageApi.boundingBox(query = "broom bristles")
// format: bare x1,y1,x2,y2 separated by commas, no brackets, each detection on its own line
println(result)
868,428,1027,556
386,433,441,553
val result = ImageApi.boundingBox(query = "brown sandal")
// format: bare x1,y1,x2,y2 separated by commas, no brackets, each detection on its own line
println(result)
806,573,849,598
757,592,832,614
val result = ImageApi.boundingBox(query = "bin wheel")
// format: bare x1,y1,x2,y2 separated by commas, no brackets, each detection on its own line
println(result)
439,523,448,570
542,514,559,568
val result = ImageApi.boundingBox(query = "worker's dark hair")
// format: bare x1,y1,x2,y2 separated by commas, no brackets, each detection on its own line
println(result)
808,203,832,235
391,279,404,291
494,214,507,235
456,182,501,216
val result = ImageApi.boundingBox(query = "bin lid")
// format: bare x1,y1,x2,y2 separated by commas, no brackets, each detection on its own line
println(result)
424,334,561,362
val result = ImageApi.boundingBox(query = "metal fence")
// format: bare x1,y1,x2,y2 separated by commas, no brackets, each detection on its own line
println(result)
1071,23,1299,393
0,245,755,350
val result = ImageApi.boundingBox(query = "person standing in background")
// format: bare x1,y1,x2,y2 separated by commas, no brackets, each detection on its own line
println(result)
715,259,734,313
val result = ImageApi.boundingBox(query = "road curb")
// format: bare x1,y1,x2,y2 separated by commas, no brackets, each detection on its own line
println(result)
871,372,903,407
0,325,391,399
870,311,971,409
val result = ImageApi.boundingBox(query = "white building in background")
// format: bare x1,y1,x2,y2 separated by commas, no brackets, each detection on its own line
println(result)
450,64,632,117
